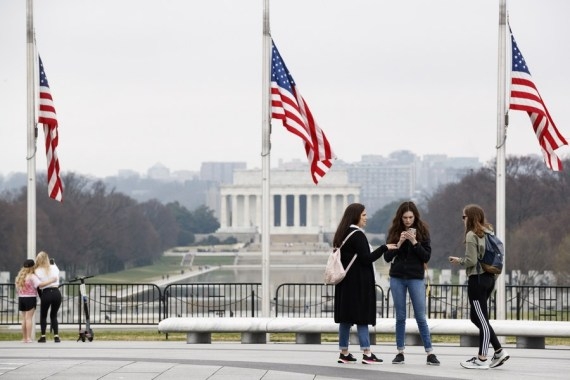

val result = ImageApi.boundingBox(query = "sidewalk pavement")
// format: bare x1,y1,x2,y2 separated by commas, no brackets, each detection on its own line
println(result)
0,339,568,380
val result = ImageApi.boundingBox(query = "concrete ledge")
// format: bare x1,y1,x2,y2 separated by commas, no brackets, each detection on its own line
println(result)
158,317,570,348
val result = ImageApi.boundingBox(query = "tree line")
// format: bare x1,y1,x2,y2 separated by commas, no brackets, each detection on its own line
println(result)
366,156,570,285
0,173,219,278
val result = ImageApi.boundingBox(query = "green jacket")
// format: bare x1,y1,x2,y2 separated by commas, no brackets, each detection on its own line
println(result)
460,228,493,277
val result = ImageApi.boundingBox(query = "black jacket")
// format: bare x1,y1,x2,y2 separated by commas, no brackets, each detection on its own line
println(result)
383,236,431,279
334,227,387,326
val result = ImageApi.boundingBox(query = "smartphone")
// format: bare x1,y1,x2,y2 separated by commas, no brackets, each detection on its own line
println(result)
408,228,416,235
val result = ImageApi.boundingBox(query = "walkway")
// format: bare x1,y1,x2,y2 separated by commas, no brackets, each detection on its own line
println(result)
0,340,568,379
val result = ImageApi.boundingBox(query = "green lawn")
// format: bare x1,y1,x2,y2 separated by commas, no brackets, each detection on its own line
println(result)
93,254,235,284
94,256,182,283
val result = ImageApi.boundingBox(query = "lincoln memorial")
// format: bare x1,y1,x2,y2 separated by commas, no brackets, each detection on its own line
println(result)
216,169,360,241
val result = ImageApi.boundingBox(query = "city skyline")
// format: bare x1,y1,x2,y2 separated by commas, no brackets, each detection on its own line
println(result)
0,149,483,179
1,1,569,179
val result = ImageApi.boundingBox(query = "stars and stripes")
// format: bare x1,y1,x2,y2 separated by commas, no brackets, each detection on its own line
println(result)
509,31,568,171
270,40,335,184
38,56,63,201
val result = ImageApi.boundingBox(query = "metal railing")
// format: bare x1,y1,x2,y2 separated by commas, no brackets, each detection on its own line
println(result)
274,283,385,318
1,282,569,325
58,283,162,325
163,283,261,318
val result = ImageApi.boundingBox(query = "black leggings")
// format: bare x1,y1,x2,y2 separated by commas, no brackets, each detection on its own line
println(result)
39,288,62,335
467,273,501,357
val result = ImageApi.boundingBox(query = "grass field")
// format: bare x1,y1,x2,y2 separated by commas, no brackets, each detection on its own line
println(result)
93,256,183,283
93,255,236,284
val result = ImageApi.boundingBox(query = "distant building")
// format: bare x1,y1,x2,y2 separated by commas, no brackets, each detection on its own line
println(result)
200,162,246,184
417,154,481,194
333,151,481,214
343,152,417,213
117,169,140,179
147,163,170,181
171,170,199,182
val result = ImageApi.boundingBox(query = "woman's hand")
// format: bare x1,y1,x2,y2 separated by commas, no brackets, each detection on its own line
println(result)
400,230,417,245
397,233,406,248
448,256,460,265
386,243,398,250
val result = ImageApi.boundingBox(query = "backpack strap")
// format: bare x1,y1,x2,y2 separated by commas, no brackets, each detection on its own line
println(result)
475,232,487,273
338,229,360,250
337,229,360,272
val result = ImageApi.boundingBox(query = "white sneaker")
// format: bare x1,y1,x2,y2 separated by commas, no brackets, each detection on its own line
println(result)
490,349,510,368
460,356,490,369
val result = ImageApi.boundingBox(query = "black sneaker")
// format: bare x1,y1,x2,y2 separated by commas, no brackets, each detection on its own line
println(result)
392,353,405,364
362,353,383,364
54,336,61,343
38,336,46,343
338,353,357,364
426,353,440,366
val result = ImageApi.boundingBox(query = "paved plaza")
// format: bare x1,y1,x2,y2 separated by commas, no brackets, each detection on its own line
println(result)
0,339,569,379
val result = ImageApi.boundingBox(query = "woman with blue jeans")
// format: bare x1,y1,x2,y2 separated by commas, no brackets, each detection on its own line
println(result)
333,203,397,364
383,201,440,366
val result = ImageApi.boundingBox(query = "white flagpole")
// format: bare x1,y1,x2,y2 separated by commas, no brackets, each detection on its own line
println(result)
261,0,272,318
26,0,37,262
495,0,507,320
26,0,38,341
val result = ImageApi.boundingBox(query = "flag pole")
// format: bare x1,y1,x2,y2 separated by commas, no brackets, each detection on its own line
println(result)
26,0,37,341
261,0,272,318
495,0,507,320
26,0,37,262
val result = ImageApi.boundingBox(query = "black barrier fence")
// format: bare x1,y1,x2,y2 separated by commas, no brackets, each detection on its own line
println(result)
163,283,261,318
274,283,385,318
1,283,569,325
58,283,163,325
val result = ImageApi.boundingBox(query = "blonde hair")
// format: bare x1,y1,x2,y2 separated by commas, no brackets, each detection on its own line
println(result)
15,266,35,290
35,251,51,271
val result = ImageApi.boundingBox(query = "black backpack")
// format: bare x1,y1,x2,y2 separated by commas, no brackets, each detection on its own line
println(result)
478,232,504,274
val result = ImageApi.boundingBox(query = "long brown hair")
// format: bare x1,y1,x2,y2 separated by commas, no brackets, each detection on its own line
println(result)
463,204,493,239
333,203,365,248
386,201,429,244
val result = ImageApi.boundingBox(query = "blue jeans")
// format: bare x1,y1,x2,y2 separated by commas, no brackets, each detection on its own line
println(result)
390,277,432,352
338,323,370,350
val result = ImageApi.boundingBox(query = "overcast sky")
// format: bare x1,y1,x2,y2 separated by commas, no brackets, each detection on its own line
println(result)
1,0,569,179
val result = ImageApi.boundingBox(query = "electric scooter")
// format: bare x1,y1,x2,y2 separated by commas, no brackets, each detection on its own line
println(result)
69,276,94,342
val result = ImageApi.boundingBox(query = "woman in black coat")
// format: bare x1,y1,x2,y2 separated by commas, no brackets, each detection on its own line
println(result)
333,203,396,364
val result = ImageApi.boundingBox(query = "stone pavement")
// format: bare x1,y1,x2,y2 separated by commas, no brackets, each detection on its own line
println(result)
0,339,569,380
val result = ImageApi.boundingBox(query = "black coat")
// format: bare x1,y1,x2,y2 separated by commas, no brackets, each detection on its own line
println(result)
334,228,387,326
383,236,431,279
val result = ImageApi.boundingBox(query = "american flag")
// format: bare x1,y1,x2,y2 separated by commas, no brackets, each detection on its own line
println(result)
270,40,335,184
509,31,568,171
38,56,63,201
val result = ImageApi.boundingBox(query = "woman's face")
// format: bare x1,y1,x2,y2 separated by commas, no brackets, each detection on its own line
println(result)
357,210,367,228
402,211,415,229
